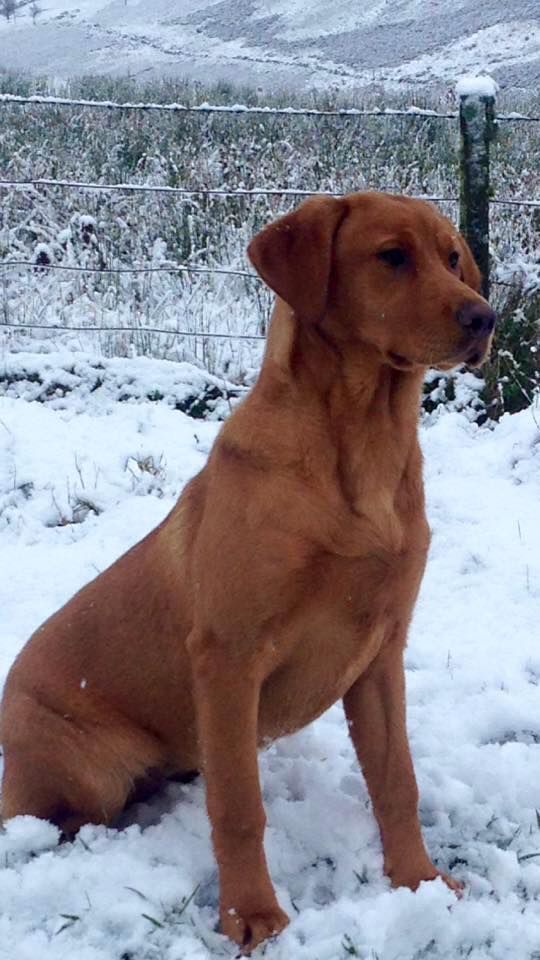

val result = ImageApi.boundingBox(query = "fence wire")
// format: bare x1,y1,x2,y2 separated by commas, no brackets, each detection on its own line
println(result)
0,321,265,340
0,178,459,203
1,178,537,207
2,92,539,123
0,260,258,280
0,93,458,119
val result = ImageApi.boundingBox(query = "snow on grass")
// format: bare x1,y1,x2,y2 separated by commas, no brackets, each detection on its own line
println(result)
0,351,243,419
392,21,540,85
0,353,540,959
1,0,539,90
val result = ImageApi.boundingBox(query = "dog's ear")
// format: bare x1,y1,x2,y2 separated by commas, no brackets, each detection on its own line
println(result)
248,196,347,321
457,234,482,293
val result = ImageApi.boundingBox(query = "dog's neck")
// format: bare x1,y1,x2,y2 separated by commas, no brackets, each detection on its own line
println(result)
325,349,425,522
260,299,426,520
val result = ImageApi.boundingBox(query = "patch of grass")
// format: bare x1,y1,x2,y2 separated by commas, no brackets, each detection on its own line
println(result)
354,867,369,886
46,489,102,527
54,913,80,935
482,285,540,419
125,453,166,498
343,933,360,956
142,912,164,930
127,883,200,934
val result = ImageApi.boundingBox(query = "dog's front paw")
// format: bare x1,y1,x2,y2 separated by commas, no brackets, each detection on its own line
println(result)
389,861,464,896
221,902,289,952
434,870,464,896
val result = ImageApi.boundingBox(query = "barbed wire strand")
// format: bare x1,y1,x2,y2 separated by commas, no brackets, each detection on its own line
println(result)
489,198,540,208
0,260,259,280
0,178,458,203
0,93,458,120
2,93,540,123
0,321,265,340
1,178,538,207
496,114,540,124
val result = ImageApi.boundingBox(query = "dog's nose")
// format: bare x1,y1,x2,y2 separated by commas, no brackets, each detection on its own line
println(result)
456,302,496,337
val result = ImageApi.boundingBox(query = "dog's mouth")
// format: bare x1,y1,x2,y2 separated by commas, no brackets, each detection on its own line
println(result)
436,334,493,372
465,347,483,367
386,351,416,372
386,333,493,373
462,334,493,369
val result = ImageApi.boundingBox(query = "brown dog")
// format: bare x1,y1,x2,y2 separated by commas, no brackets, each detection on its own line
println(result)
0,193,495,951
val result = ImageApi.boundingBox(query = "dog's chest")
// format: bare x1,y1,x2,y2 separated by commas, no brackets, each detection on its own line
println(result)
258,547,415,741
259,611,387,741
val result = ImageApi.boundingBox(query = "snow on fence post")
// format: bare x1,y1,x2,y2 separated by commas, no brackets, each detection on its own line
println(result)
457,75,497,299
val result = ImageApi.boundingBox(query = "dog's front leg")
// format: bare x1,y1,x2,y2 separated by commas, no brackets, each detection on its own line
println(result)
343,641,462,893
189,637,289,951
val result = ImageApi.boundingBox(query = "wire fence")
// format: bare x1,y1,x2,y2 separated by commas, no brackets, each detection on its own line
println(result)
0,89,539,346
1,92,539,122
0,178,459,202
0,93,459,119
0,259,259,280
2,178,540,207
0,320,265,340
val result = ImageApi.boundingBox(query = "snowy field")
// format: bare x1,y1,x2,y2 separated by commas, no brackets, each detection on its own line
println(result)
0,0,539,90
1,352,540,960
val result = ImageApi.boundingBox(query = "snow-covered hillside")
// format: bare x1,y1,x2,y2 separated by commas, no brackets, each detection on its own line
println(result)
1,352,540,959
0,0,539,89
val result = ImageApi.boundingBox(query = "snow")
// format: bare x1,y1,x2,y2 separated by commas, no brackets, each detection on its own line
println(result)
0,0,538,90
456,74,498,98
1,351,540,958
0,351,242,420
391,21,539,87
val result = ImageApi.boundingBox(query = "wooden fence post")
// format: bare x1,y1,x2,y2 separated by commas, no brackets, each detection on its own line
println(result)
457,76,497,299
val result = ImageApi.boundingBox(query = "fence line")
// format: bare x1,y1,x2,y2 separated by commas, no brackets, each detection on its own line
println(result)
0,260,259,280
0,321,265,340
0,93,457,120
2,93,539,123
495,114,540,124
0,177,457,203
0,178,335,199
1,177,538,207
488,198,540,208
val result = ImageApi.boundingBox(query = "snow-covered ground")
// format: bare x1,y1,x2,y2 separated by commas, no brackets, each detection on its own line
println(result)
0,0,538,90
0,351,539,959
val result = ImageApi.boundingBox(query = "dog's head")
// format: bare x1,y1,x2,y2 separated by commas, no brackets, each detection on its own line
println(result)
248,192,495,371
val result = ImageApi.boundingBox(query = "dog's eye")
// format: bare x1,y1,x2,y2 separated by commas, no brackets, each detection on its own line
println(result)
377,248,407,268
449,251,460,269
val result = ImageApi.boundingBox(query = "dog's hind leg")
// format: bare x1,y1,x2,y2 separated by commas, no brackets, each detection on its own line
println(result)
1,692,166,835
